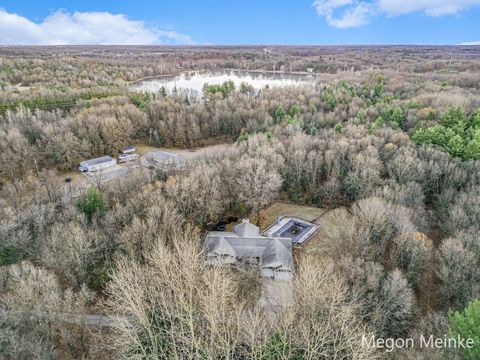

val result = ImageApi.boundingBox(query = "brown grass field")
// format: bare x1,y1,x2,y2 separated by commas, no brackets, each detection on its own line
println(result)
258,202,355,261
258,201,328,230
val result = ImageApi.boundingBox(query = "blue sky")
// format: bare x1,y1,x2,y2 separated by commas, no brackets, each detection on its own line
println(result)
0,0,479,45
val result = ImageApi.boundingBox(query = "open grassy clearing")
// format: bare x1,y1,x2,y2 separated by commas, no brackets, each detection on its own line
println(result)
300,207,353,258
52,142,233,189
258,201,328,231
258,201,347,261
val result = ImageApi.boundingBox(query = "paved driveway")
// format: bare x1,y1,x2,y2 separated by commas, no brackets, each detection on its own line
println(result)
82,164,140,184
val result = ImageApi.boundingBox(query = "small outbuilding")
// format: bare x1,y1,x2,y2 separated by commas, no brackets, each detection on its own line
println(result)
264,216,319,246
79,156,117,172
119,153,139,163
121,146,137,154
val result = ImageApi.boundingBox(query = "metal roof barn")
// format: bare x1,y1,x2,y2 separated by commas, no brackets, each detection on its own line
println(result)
79,156,117,172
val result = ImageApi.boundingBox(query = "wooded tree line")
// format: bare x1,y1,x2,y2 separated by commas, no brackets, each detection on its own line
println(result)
2,46,479,90
2,67,479,188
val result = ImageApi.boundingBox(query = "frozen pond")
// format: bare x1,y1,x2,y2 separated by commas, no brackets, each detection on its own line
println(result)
134,70,314,96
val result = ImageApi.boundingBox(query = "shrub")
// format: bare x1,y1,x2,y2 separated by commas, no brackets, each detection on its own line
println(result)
274,106,286,122
438,238,479,309
321,86,338,111
352,197,415,260
88,259,113,291
412,106,480,160
0,245,29,266
442,186,480,236
42,221,96,287
378,269,415,338
337,257,415,338
448,300,480,360
256,333,302,360
76,186,107,223
389,233,432,291
0,262,94,359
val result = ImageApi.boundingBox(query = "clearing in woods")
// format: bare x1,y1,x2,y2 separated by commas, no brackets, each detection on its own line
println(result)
259,202,352,260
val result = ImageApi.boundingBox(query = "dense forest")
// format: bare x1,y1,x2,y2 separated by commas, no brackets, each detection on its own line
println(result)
1,46,479,359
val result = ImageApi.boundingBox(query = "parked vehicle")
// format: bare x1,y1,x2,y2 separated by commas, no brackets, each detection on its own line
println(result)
216,222,227,231
121,146,136,154
119,153,139,163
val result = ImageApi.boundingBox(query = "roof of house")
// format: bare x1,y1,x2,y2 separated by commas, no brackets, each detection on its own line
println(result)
81,156,116,166
260,239,293,270
208,236,236,257
143,151,185,163
233,219,260,237
204,220,294,274
121,146,136,152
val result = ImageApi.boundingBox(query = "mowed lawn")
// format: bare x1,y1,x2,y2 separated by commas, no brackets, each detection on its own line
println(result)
259,201,353,260
300,207,352,258
258,201,328,231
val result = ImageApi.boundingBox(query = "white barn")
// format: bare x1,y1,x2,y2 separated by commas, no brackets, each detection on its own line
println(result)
79,156,117,172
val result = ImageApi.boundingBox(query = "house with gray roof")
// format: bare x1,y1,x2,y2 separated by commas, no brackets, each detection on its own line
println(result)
204,219,294,281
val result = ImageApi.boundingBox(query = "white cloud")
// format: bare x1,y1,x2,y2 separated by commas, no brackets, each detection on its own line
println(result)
461,40,480,45
313,1,376,28
0,9,194,45
378,0,480,16
327,3,375,28
313,0,480,28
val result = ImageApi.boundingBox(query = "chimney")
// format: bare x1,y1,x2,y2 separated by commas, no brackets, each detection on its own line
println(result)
242,218,249,223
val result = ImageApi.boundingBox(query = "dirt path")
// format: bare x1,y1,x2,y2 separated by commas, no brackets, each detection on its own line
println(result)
76,314,132,328
0,307,132,329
